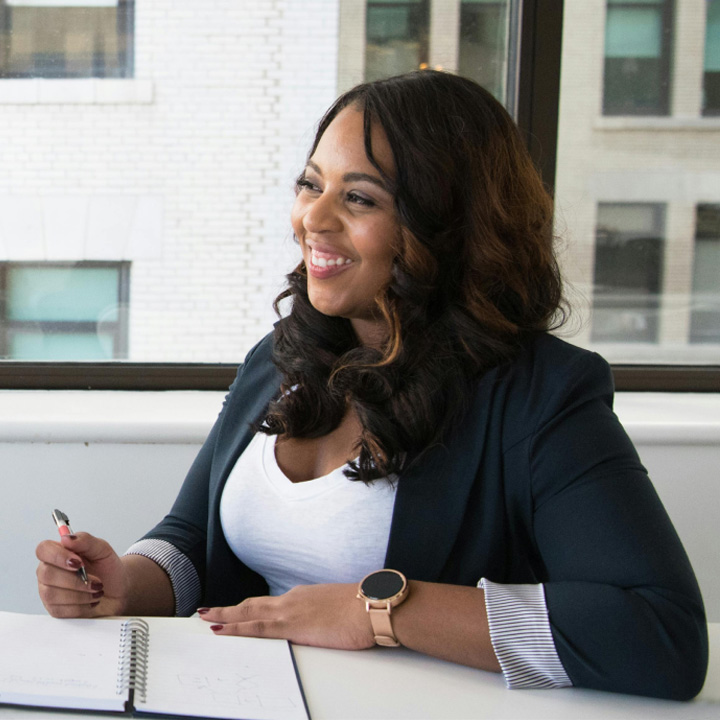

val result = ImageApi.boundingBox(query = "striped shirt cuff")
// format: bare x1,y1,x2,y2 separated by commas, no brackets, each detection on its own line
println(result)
125,539,202,617
480,578,572,689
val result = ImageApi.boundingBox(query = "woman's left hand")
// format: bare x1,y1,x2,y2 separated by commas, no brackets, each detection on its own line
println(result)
198,583,375,650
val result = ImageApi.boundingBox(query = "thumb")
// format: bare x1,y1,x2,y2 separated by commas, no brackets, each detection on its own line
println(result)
60,532,117,564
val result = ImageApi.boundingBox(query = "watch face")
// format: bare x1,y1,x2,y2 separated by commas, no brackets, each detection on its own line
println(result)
361,570,406,601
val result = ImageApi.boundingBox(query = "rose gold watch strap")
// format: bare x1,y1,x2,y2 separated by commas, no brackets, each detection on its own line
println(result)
368,604,400,647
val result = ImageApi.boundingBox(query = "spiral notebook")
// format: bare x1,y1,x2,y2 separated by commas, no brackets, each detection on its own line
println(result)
0,611,309,720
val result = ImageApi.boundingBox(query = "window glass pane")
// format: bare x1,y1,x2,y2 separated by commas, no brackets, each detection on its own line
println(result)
365,1,428,82
603,0,671,115
555,0,720,364
7,266,120,322
0,2,520,365
458,1,510,104
704,0,720,115
0,0,132,79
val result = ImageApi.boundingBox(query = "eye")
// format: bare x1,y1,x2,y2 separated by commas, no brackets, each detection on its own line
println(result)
346,191,375,207
295,176,320,194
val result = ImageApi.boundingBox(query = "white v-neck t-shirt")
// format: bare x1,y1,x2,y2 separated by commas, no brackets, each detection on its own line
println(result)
219,431,398,596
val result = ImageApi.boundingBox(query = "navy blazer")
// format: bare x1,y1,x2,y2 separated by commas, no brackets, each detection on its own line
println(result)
142,331,708,700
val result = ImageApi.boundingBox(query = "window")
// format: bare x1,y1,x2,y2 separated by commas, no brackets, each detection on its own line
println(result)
704,0,720,115
458,0,513,104
0,0,133,79
691,205,720,343
365,0,429,82
603,0,673,115
592,204,665,343
0,262,129,360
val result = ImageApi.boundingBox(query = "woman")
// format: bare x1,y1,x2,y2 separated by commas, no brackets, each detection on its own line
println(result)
36,71,707,700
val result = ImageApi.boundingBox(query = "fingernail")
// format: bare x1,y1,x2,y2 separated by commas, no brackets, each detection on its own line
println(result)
68,534,78,540
92,591,104,600
67,558,82,569
91,581,104,592
210,625,223,632
90,601,100,608
197,607,210,615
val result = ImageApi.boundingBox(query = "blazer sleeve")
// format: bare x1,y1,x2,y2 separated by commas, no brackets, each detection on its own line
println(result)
527,351,708,699
137,337,266,588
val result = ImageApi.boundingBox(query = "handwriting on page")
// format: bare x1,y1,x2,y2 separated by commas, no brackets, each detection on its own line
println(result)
175,671,299,711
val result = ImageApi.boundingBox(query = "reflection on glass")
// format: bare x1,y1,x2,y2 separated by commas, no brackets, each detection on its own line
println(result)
0,0,133,78
458,0,510,104
592,204,664,343
365,0,429,82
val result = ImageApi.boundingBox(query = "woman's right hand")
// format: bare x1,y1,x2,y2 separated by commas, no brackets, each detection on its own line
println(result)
36,532,129,618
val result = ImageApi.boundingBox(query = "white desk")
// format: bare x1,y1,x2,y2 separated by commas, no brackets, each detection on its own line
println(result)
2,622,718,720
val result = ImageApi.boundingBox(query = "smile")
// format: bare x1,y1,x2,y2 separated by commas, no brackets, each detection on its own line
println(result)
310,248,353,268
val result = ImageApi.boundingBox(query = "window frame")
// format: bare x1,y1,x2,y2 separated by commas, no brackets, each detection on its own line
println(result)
1,0,718,392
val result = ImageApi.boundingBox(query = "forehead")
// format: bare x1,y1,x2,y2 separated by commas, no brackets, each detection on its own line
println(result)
311,106,395,177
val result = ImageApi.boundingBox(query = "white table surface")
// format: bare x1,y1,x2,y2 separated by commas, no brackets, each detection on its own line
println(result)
1,621,718,720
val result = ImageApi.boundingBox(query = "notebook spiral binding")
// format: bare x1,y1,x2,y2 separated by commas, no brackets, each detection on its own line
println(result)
116,618,150,704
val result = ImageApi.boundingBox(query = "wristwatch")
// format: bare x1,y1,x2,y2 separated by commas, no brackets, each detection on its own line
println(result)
357,569,409,647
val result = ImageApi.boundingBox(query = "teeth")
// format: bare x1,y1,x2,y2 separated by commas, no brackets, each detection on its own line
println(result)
310,249,352,268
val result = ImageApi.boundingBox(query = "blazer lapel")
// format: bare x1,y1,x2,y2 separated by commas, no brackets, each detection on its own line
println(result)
385,380,493,582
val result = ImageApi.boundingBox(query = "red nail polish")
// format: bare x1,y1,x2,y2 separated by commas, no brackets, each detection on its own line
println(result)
210,625,223,632
197,607,209,615
91,582,104,592
67,558,82,569
92,591,104,600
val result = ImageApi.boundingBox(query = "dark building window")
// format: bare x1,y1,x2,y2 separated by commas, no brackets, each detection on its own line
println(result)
0,262,130,360
704,0,720,115
603,0,673,116
0,0,134,79
365,0,429,82
458,0,511,104
690,205,720,343
592,203,665,343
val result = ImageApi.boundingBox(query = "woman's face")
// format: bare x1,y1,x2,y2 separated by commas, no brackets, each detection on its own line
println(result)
291,106,400,347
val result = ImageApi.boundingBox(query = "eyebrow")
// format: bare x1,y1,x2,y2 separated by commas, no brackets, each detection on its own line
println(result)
306,160,390,193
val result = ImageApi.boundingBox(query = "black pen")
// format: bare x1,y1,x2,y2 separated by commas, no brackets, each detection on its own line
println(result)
52,509,89,585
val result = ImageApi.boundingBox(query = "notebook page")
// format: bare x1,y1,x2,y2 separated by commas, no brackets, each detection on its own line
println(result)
139,619,309,720
0,611,126,712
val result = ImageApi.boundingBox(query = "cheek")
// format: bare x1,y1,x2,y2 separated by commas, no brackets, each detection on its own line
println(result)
290,199,304,238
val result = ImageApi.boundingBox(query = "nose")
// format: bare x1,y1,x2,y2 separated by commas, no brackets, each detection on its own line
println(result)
300,189,343,234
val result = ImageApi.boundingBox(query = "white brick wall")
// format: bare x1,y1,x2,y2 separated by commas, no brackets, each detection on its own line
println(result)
0,0,339,362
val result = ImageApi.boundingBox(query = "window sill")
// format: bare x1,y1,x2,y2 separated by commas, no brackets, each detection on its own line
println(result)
0,79,154,105
0,390,719,446
594,117,720,132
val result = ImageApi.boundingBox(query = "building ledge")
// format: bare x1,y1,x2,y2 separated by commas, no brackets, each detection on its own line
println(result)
594,116,720,132
0,79,154,105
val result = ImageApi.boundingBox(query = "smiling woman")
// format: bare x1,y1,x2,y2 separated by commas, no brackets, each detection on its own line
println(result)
35,71,708,702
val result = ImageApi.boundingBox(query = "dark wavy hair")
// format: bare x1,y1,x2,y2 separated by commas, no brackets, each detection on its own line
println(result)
259,70,567,482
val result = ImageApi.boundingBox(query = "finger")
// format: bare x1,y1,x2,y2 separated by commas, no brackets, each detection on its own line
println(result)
209,619,284,639
44,599,104,619
39,583,104,608
36,539,87,575
37,562,103,592
198,596,271,624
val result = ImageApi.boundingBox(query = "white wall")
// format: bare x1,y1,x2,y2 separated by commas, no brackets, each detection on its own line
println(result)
0,390,718,622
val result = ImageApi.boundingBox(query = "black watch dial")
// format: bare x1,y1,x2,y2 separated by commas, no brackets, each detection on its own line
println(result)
361,570,405,601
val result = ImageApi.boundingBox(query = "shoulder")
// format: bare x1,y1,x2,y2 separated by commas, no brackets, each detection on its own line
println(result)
488,333,615,443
